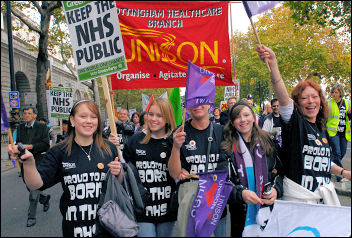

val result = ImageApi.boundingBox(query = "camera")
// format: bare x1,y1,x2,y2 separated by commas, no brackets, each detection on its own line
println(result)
17,143,27,161
262,182,272,196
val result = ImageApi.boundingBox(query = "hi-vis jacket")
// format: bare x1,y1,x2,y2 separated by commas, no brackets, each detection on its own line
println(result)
326,98,351,141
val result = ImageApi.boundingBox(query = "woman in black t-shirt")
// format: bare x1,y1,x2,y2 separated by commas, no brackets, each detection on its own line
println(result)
123,98,177,237
256,45,351,202
9,100,123,237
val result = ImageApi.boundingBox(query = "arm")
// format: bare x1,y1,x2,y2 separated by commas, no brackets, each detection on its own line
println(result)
168,126,189,180
331,163,351,180
8,144,43,190
256,45,293,107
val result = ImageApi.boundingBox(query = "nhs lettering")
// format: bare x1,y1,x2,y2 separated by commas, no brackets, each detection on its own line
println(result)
111,1,233,90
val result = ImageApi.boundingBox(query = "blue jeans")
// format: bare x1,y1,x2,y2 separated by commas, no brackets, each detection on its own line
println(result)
214,216,227,237
330,135,348,181
137,221,175,237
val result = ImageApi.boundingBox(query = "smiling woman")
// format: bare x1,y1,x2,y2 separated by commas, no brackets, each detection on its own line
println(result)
256,44,351,204
7,99,124,237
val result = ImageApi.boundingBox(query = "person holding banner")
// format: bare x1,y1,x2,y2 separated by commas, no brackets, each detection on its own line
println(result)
123,98,177,237
256,45,351,204
8,100,124,237
222,101,283,236
168,104,229,237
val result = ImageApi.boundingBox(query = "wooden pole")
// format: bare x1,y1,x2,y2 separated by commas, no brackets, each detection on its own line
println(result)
8,127,20,172
248,17,271,72
181,108,186,132
59,118,63,135
101,76,122,161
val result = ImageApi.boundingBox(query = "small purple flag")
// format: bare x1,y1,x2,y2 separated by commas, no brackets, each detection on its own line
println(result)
186,170,233,237
243,1,282,18
184,61,215,109
1,94,10,131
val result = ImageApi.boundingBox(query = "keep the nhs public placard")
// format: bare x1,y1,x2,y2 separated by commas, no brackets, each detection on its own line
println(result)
62,1,127,82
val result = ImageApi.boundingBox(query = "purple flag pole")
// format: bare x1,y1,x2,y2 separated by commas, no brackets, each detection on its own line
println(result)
242,1,281,73
186,170,233,237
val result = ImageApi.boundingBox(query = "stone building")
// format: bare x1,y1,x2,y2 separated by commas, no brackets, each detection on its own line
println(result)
1,10,91,138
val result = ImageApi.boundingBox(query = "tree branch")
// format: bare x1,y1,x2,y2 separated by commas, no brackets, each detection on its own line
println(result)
11,7,41,34
48,1,62,13
30,1,44,16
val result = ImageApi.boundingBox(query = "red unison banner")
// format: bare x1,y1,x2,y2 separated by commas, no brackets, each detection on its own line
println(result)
111,1,234,90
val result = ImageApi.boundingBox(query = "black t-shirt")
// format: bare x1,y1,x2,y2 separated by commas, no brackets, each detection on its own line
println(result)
169,120,228,175
280,108,332,192
37,140,118,237
123,132,177,223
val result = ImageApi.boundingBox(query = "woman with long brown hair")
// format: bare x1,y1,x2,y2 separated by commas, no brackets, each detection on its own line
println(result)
222,101,283,236
8,99,123,237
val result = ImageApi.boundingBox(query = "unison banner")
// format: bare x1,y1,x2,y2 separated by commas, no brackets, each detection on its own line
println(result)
111,1,233,90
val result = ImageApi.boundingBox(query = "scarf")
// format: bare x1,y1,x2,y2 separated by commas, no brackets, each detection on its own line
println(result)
233,133,269,226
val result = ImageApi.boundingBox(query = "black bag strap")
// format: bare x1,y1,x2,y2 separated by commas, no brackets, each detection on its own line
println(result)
205,122,214,172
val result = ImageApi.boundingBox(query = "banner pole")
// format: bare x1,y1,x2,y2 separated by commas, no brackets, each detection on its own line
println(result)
8,127,20,172
108,76,116,116
181,108,186,132
229,2,237,83
101,76,122,161
60,118,63,135
249,17,271,73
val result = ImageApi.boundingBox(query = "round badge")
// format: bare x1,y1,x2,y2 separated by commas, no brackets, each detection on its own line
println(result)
189,140,196,146
322,138,328,144
97,163,104,170
213,174,217,181
160,152,166,159
315,139,322,146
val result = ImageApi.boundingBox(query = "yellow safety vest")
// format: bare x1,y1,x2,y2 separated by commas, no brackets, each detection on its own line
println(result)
326,98,351,141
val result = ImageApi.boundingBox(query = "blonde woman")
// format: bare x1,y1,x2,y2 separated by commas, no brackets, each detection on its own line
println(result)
326,84,351,181
123,98,177,237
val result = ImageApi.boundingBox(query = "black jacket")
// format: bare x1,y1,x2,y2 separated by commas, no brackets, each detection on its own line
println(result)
17,120,50,165
219,109,230,126
227,150,284,236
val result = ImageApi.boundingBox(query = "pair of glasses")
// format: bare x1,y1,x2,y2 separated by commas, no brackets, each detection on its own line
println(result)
272,105,279,108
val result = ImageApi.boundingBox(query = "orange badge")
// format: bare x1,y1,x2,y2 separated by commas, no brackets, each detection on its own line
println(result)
322,138,328,144
97,163,104,170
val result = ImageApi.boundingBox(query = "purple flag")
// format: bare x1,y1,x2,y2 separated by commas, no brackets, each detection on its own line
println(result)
184,61,215,109
186,170,233,237
243,1,282,18
1,94,10,131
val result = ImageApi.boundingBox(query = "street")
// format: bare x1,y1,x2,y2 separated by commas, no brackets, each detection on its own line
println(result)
1,168,62,237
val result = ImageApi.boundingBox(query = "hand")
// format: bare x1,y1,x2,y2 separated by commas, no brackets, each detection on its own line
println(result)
342,170,351,180
7,144,34,163
108,157,122,176
178,169,190,180
256,44,278,69
242,189,264,205
173,126,186,150
108,134,120,147
262,187,278,205
24,144,33,150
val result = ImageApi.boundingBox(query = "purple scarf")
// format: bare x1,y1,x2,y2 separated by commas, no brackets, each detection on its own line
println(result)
234,133,268,200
